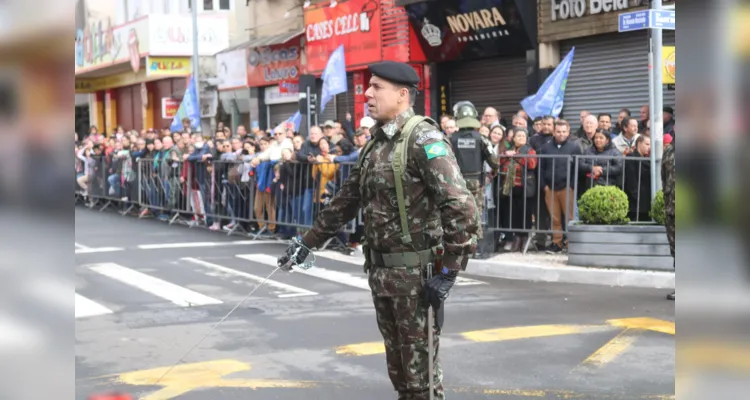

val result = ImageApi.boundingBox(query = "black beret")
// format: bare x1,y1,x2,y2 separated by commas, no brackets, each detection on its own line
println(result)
368,61,419,87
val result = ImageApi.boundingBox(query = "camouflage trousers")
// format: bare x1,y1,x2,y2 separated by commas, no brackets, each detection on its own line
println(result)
465,179,484,239
369,265,444,400
666,213,675,264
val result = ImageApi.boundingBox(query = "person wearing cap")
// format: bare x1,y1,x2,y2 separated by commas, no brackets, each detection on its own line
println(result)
661,138,675,301
278,60,478,400
359,116,376,139
322,120,337,143
450,101,500,247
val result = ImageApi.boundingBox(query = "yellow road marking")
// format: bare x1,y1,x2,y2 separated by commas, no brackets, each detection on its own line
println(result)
335,341,386,356
116,359,317,400
607,317,675,335
576,329,639,369
462,324,610,343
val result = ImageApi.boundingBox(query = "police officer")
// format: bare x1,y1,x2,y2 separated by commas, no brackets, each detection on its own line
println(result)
450,101,500,242
278,61,479,400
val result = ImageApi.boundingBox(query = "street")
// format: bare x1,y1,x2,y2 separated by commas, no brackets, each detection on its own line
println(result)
75,208,675,400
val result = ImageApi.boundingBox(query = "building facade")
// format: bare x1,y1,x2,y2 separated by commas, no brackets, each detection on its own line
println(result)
538,0,676,129
403,0,538,123
75,0,236,136
216,0,303,132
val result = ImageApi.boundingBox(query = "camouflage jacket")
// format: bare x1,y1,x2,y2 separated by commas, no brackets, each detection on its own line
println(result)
661,142,675,217
302,109,479,271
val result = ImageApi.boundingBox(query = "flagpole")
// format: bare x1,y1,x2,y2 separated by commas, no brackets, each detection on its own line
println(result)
192,0,200,133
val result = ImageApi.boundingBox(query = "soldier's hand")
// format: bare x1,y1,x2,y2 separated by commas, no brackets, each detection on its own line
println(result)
277,237,311,272
424,269,457,309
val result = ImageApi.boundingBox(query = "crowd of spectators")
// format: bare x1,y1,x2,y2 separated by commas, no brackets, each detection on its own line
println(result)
75,104,674,256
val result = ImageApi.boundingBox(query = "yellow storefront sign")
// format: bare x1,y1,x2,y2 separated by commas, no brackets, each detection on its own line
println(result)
75,69,148,93
146,56,192,77
662,46,675,85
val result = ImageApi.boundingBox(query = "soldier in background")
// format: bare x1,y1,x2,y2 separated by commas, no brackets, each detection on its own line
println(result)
450,101,500,249
278,61,479,400
662,140,675,301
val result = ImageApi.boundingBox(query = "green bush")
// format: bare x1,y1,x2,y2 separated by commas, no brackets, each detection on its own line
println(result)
650,190,666,225
578,185,629,225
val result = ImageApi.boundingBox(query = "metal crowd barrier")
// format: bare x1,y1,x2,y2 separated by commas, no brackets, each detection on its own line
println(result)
74,151,655,254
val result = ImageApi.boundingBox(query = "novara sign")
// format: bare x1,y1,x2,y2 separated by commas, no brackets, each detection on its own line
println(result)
446,7,507,34
551,0,629,21
306,12,373,43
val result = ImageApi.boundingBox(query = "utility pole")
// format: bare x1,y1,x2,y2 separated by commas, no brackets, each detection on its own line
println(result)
650,0,665,194
191,0,201,132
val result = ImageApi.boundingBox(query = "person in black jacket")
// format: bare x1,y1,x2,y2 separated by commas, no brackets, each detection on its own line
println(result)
291,126,323,229
539,119,582,254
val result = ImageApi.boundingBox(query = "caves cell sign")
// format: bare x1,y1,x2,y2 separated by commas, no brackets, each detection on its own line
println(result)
304,0,381,74
246,36,301,87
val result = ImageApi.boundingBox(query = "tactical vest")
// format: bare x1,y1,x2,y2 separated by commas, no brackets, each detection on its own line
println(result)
450,129,483,177
357,115,438,247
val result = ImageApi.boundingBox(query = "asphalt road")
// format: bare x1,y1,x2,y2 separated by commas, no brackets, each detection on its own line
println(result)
75,208,675,400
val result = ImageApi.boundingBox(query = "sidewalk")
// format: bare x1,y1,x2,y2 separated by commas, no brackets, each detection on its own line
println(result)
468,251,674,289
340,247,674,289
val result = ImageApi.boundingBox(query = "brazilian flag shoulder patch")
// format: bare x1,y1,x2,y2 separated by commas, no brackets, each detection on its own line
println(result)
424,141,449,160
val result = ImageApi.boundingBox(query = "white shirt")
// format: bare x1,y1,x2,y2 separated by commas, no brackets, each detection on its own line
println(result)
257,138,294,161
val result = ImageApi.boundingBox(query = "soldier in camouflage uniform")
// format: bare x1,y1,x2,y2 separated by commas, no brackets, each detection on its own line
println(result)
278,61,479,400
662,140,675,301
450,101,500,241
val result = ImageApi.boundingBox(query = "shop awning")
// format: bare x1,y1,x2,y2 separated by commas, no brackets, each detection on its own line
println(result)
217,29,304,54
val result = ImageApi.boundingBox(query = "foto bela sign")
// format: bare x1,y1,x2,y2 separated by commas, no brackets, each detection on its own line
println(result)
304,0,381,74
551,0,630,21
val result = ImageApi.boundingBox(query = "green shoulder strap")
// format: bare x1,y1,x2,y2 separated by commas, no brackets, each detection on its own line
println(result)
392,115,437,245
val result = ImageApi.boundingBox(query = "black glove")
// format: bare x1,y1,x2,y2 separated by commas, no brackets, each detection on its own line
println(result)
424,268,457,311
277,238,311,271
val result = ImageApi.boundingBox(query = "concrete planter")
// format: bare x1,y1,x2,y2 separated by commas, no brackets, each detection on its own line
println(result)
567,223,673,271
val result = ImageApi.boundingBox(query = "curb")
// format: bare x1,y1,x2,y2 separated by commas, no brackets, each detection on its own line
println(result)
315,250,675,289
466,259,675,289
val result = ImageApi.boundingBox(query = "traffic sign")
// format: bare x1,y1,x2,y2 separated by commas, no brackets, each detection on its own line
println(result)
650,9,676,30
618,9,675,32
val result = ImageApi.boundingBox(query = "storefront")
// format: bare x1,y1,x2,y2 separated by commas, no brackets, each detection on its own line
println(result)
304,0,422,127
246,32,304,131
404,0,537,121
216,46,251,132
539,0,676,129
75,14,229,134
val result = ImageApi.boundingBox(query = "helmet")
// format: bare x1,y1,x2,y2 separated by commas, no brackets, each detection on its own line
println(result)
453,101,478,120
453,101,481,129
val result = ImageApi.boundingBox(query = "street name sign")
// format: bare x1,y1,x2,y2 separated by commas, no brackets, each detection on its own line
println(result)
618,9,675,32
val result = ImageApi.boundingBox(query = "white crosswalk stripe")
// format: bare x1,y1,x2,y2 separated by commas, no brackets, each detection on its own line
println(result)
75,293,113,318
88,262,223,307
181,257,318,298
237,254,371,290
75,249,491,320
313,250,488,286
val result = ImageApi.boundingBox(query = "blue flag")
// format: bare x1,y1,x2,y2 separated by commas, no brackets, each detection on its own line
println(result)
170,76,201,132
521,47,575,120
274,110,302,133
320,44,347,114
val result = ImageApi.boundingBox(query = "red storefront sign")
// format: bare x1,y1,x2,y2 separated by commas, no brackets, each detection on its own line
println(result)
304,0,382,74
246,36,302,87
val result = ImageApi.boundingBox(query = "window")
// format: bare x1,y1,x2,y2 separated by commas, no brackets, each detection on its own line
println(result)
190,0,231,11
